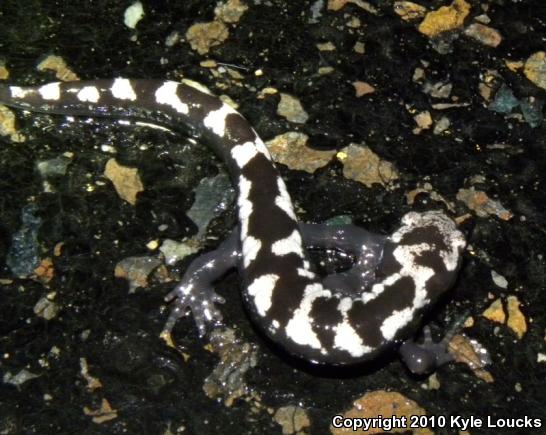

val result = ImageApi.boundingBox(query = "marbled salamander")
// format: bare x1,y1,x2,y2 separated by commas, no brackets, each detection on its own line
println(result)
0,78,466,372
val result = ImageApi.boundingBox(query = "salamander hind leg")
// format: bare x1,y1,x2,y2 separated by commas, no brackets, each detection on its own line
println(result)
163,230,240,336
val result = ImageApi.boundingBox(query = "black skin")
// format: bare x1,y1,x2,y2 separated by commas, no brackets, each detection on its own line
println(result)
164,223,462,374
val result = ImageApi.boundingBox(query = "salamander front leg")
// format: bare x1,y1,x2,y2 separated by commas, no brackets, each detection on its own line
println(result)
301,219,471,373
399,312,469,375
299,223,386,295
163,230,240,336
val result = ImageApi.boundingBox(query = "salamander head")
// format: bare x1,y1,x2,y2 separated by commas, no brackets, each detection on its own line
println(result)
385,210,467,300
